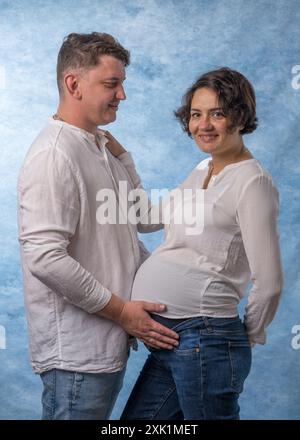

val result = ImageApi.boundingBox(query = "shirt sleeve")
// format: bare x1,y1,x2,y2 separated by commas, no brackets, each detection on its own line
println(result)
236,173,284,344
18,147,112,314
117,151,163,233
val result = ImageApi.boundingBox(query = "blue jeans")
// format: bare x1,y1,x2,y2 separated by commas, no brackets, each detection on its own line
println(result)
121,316,251,420
40,367,126,420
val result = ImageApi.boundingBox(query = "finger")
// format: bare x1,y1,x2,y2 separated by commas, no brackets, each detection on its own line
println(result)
147,320,179,340
154,340,176,350
106,131,116,141
142,301,166,313
147,330,179,347
144,337,174,350
103,132,112,142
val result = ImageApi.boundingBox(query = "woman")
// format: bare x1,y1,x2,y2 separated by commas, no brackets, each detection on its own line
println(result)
111,68,283,420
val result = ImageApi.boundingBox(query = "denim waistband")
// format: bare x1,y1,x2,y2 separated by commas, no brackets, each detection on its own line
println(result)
151,314,241,332
150,314,191,329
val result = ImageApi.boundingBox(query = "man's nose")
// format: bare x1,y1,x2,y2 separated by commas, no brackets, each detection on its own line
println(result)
116,84,126,100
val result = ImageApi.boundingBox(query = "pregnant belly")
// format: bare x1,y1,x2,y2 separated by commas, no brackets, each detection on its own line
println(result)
131,255,210,318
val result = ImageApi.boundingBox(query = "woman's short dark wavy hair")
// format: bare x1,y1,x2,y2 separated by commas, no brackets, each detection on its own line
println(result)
174,67,258,136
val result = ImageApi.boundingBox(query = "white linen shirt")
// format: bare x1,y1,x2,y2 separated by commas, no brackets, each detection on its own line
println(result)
131,158,284,344
18,118,154,374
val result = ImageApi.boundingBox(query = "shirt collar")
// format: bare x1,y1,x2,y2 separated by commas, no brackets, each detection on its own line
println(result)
50,117,109,149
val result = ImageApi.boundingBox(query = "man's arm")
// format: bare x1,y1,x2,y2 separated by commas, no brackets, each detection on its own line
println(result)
18,148,111,313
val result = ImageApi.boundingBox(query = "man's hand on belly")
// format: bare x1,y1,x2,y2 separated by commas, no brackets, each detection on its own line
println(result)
98,294,179,350
118,301,180,350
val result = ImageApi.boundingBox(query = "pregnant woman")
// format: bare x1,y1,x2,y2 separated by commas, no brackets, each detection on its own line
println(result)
109,67,283,420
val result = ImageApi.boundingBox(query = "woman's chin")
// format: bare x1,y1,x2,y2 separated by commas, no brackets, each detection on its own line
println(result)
196,143,218,154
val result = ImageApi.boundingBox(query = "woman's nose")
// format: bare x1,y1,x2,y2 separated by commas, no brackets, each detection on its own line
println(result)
198,115,213,130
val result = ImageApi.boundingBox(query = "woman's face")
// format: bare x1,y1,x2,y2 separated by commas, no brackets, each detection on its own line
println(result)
188,87,243,156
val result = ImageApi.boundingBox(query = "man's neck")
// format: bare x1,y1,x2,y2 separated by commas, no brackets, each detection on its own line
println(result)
55,106,98,135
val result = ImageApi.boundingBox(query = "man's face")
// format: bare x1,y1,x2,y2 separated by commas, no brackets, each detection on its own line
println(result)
78,55,126,128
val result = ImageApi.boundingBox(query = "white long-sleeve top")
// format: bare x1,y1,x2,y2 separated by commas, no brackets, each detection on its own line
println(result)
18,118,157,374
131,158,284,344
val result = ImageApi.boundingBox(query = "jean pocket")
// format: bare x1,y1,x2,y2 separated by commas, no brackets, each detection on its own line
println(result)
173,329,201,357
228,341,252,393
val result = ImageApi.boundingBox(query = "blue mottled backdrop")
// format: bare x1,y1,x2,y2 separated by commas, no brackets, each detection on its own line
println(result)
0,0,299,420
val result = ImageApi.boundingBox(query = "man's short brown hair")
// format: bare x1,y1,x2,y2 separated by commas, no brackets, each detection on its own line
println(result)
174,67,258,136
57,32,130,96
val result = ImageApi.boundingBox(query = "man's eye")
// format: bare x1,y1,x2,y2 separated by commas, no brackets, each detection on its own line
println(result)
104,83,117,88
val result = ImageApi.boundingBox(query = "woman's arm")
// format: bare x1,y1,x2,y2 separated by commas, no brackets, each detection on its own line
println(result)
236,173,284,344
103,131,163,233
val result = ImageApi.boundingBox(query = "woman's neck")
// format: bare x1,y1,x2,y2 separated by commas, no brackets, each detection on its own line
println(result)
210,145,253,174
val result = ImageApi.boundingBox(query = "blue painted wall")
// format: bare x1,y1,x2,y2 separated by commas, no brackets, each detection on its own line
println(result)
0,0,299,419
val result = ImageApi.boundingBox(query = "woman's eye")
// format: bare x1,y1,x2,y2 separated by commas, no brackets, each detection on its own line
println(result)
212,111,224,118
190,113,200,118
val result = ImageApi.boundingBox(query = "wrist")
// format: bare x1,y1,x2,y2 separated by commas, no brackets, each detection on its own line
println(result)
97,294,126,323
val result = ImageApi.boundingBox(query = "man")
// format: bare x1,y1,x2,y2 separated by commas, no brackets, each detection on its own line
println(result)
18,32,178,420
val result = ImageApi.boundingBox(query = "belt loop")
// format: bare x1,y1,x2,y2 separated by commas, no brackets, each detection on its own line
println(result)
203,316,213,333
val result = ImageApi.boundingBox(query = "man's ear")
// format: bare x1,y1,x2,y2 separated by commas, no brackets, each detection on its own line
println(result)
64,72,82,99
